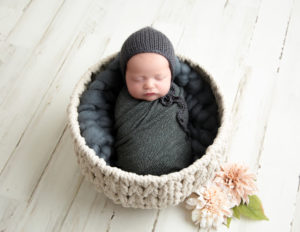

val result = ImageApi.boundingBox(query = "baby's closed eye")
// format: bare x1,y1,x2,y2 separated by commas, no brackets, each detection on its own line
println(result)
132,77,144,82
155,75,166,81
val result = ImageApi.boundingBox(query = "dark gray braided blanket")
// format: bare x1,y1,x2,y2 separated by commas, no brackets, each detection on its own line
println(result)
78,53,220,175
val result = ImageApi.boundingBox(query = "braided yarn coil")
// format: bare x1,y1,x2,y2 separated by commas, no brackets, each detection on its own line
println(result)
67,53,230,209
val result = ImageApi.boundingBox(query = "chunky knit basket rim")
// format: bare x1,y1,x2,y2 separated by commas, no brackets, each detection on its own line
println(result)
67,52,231,208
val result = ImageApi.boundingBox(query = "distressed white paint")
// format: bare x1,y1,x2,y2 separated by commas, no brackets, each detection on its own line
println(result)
0,0,299,231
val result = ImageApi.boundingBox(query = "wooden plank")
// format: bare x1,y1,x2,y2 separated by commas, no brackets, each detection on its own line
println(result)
0,0,65,110
176,0,263,113
226,0,294,167
292,185,300,232
0,0,66,94
154,205,198,232
4,0,65,48
0,0,95,199
0,0,72,169
108,206,158,232
226,0,299,231
10,129,84,232
58,179,115,232
254,0,300,230
0,0,33,39
0,196,27,231
0,43,31,105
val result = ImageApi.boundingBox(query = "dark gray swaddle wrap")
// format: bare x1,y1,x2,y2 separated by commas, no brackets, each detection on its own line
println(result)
114,83,192,176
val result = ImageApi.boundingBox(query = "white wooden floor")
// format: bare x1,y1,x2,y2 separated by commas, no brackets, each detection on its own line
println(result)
0,0,300,231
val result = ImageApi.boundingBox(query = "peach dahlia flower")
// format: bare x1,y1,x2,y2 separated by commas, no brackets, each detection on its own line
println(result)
214,163,257,206
185,185,232,229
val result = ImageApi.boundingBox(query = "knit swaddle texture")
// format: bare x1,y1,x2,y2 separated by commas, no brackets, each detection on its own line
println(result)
114,83,192,175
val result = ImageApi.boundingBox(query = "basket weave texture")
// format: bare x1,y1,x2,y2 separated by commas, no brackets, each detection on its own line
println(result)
67,53,230,209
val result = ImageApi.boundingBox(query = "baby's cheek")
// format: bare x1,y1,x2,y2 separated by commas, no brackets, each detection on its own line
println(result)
128,83,143,97
161,81,171,95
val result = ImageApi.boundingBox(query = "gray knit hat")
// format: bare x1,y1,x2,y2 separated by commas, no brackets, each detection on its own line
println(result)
120,27,176,80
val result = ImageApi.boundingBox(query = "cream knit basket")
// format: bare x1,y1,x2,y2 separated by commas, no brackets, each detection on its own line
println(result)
67,53,230,209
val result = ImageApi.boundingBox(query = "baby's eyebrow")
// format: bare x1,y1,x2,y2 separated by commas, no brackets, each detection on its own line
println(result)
154,73,165,77
132,76,146,80
156,73,169,78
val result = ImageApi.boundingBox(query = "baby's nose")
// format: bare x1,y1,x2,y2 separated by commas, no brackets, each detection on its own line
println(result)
144,79,155,89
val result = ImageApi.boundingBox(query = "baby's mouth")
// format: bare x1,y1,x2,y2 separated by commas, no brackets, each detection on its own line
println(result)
145,92,156,96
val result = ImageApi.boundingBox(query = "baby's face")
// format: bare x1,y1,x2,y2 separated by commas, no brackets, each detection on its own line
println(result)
125,53,172,101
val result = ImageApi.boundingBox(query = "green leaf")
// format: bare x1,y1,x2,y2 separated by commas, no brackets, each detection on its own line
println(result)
232,206,240,219
236,195,269,221
226,217,232,228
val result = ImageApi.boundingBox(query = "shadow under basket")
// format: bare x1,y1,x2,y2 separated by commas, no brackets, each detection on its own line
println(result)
67,53,230,209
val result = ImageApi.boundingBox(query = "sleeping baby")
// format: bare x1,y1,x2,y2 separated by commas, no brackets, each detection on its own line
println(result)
114,27,193,176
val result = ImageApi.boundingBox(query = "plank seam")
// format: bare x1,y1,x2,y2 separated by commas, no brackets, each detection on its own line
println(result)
105,210,115,232
151,210,160,232
5,0,37,40
57,175,85,232
277,0,295,74
290,174,300,232
27,124,68,204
